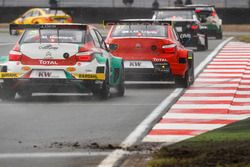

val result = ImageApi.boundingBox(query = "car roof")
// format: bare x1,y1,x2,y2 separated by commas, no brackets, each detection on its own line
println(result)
186,4,215,8
104,19,172,26
154,7,196,11
9,23,89,32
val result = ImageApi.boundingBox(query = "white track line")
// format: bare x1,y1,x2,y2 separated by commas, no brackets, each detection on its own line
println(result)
97,37,234,167
163,113,249,120
143,135,193,143
179,97,233,101
153,123,226,130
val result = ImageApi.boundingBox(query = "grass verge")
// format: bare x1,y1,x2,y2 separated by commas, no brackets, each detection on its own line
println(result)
235,36,250,43
147,118,250,167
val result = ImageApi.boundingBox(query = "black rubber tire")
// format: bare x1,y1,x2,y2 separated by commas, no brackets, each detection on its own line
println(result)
216,28,223,39
93,65,110,100
116,64,125,97
175,58,194,88
216,31,223,39
0,81,16,101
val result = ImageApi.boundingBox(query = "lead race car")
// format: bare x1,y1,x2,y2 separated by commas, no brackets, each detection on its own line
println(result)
152,7,208,51
105,20,194,88
0,23,125,100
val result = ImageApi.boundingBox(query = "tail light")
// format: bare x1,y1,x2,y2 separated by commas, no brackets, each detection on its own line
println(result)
162,44,176,53
9,50,22,61
211,11,217,17
191,24,199,30
76,52,93,62
195,10,201,13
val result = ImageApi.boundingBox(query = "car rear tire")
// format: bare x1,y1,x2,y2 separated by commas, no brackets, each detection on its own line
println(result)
0,81,16,101
216,31,223,39
175,58,194,88
93,66,110,100
116,64,125,97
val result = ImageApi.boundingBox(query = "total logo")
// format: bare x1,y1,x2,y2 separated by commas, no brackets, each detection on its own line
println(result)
153,58,167,62
39,60,58,65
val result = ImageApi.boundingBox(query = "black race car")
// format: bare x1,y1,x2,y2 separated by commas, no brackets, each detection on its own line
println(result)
153,7,208,51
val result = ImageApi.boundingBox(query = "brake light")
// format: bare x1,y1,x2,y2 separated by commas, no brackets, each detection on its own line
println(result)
9,50,22,61
191,25,199,30
195,10,201,13
211,11,217,17
76,52,93,62
162,44,176,53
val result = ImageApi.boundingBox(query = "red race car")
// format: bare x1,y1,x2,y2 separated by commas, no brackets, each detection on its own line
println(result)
105,20,194,88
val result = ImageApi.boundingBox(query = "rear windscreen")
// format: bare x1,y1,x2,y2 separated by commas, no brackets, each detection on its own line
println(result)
20,29,84,43
111,25,167,38
195,7,213,18
154,10,194,20
43,9,66,15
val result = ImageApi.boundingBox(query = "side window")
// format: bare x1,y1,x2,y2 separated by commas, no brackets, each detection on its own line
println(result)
172,28,180,41
85,31,94,43
32,10,41,17
94,30,106,49
90,29,101,48
23,11,33,18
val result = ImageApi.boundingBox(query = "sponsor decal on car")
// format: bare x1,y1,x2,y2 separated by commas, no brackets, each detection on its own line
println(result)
124,61,154,68
30,70,66,79
179,33,192,39
73,73,105,80
0,72,22,78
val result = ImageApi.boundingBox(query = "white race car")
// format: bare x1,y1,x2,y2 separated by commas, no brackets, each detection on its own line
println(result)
0,24,125,100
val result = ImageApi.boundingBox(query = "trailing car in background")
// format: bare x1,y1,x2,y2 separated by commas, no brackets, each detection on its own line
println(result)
186,4,223,39
152,7,208,51
10,8,72,35
0,24,125,100
105,20,194,88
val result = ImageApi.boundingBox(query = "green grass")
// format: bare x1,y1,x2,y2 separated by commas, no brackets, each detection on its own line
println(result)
147,118,250,167
235,36,250,43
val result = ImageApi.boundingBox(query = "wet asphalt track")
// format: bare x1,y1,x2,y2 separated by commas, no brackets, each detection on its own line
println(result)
0,31,225,167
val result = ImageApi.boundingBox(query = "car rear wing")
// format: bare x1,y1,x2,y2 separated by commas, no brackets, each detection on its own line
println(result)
103,19,172,26
9,23,87,35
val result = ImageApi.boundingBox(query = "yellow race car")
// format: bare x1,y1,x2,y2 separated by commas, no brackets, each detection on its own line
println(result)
11,8,72,34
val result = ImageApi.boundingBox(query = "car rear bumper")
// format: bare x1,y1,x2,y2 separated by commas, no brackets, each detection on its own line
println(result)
1,78,104,93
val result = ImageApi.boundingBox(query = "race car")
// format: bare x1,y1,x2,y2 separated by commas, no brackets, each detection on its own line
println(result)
186,4,223,39
0,24,125,100
152,7,208,51
105,20,194,88
11,8,72,35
